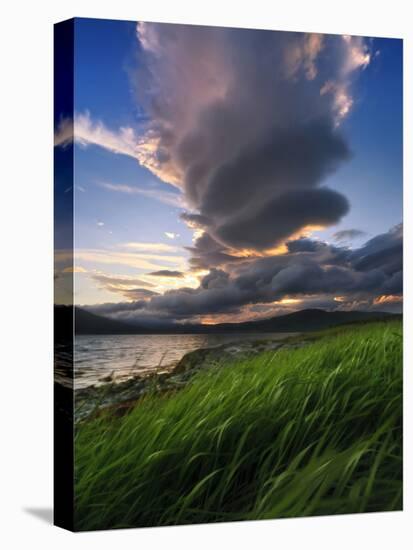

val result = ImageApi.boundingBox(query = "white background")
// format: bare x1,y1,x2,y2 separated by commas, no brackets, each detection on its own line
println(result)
0,0,411,547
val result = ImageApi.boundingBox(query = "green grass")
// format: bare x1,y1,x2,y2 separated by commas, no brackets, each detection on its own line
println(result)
74,320,402,530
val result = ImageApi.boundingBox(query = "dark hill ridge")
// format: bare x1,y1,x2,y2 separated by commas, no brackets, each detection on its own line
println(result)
213,308,395,332
54,305,398,335
75,308,154,335
55,306,153,336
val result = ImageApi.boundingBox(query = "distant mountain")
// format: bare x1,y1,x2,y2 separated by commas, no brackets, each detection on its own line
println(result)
55,306,152,337
75,308,154,335
210,308,397,333
54,305,398,336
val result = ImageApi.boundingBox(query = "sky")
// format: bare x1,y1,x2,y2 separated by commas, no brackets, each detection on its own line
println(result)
55,18,403,325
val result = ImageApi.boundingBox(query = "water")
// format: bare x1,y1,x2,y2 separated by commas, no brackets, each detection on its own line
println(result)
59,332,296,389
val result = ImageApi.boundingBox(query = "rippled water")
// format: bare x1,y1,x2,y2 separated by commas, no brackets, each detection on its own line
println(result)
55,333,295,389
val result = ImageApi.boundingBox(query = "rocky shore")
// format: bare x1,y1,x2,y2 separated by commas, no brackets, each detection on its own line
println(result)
75,335,309,422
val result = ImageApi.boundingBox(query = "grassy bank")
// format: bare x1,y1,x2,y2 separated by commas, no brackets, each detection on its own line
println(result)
74,320,402,530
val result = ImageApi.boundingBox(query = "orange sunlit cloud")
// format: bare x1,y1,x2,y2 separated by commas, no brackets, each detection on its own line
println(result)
373,295,402,305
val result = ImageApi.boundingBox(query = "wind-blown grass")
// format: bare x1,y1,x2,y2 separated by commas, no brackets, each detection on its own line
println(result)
74,320,402,530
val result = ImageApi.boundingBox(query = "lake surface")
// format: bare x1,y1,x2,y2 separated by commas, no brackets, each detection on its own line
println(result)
56,333,296,389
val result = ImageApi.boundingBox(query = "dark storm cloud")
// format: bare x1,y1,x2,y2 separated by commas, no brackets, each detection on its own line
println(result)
348,224,403,295
286,238,351,265
185,233,244,270
122,288,159,300
333,229,367,242
216,187,349,250
350,224,402,275
200,119,349,217
197,120,350,249
90,300,148,314
90,225,402,323
380,271,402,295
177,86,351,253
200,268,229,289
180,213,211,228
134,26,370,253
287,238,326,253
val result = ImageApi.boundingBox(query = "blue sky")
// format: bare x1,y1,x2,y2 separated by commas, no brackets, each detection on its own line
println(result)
320,37,402,243
54,19,403,321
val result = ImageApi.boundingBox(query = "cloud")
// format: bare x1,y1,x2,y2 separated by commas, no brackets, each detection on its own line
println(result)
164,232,179,239
90,272,158,301
180,213,211,229
55,111,183,187
349,223,402,276
200,268,229,289
55,111,137,157
215,187,349,250
54,246,186,272
130,25,373,255
341,35,371,74
333,229,367,242
91,273,154,288
58,24,393,324
120,241,179,253
98,181,185,208
89,224,402,324
54,117,73,147
64,185,85,193
320,35,371,124
149,270,184,278
55,27,374,262
62,265,88,274
284,33,324,80
55,27,374,265
185,232,245,270
120,288,159,300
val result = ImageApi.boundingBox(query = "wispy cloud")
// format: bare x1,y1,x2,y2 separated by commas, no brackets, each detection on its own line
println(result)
91,273,154,288
321,35,372,125
165,232,180,239
62,265,88,274
341,35,371,74
86,266,203,301
55,247,187,272
149,270,184,278
55,112,137,156
64,185,85,193
90,272,159,300
120,241,179,253
54,111,182,187
98,181,185,208
284,33,324,80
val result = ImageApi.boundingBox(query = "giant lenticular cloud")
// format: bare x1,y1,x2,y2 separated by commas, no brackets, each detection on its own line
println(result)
134,24,371,253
